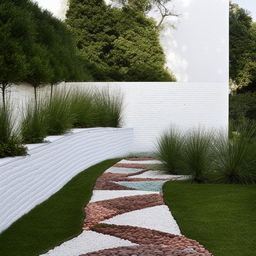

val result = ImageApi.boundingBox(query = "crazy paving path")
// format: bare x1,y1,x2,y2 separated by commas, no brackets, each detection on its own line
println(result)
41,159,212,256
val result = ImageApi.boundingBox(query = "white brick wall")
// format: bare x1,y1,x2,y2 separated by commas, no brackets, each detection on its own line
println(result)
0,128,133,232
9,82,228,153
66,82,229,152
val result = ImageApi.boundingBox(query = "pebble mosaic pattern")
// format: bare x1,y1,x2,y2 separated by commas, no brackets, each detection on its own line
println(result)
83,194,164,230
42,159,212,256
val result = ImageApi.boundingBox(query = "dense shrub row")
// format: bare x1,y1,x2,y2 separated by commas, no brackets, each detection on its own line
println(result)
156,125,256,184
0,88,123,158
229,92,256,121
0,0,94,108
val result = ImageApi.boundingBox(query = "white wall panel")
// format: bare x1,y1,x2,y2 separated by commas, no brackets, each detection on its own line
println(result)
0,128,133,232
66,82,229,152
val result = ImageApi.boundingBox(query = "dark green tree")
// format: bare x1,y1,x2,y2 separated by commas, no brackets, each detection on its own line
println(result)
230,3,256,91
0,1,32,108
0,0,93,105
66,0,176,81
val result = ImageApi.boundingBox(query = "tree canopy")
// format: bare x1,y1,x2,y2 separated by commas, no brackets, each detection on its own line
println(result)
0,0,93,104
230,2,256,91
66,0,176,81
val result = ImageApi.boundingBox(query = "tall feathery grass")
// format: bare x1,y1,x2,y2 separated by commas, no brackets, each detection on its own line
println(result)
45,90,74,135
156,125,256,184
21,100,48,143
0,104,27,158
155,128,184,174
69,89,94,128
92,88,123,127
1,87,124,157
212,124,256,184
183,129,213,183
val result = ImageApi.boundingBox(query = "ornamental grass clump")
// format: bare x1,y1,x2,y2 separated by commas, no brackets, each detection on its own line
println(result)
0,104,26,158
45,90,73,135
21,100,48,143
182,129,213,183
211,124,256,184
155,128,184,174
92,88,123,128
69,89,94,128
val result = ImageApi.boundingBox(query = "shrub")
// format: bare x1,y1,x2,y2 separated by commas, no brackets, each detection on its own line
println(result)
155,128,184,174
91,88,123,128
212,127,256,184
45,90,73,135
182,129,213,183
69,89,94,128
0,105,26,158
229,92,256,121
21,100,47,143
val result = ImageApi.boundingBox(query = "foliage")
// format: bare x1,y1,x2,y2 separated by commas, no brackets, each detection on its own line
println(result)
182,129,213,183
0,0,32,107
212,123,256,184
0,104,26,158
230,3,256,91
163,181,256,256
44,90,74,135
91,88,123,127
0,0,93,106
157,124,256,184
155,127,184,174
69,88,123,128
0,159,120,256
229,92,256,121
69,89,94,128
66,0,176,81
21,101,48,144
156,128,213,182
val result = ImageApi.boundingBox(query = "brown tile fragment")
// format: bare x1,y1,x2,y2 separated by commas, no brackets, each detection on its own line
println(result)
84,194,163,230
90,225,212,256
80,245,212,256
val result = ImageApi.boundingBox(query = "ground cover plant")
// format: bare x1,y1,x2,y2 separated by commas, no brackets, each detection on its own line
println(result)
163,181,256,256
0,104,26,158
0,159,120,256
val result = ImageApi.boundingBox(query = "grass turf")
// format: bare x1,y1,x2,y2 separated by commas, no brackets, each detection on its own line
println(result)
0,158,120,256
163,181,256,256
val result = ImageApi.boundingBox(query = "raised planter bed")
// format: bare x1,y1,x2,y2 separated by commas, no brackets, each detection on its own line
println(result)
0,128,133,233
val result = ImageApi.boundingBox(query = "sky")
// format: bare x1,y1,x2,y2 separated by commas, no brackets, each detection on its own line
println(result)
31,0,68,20
232,0,256,21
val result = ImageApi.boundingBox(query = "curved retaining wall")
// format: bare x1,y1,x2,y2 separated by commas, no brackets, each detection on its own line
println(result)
0,128,133,233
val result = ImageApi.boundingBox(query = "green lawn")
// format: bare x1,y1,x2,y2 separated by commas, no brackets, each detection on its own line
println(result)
163,181,256,256
0,159,120,256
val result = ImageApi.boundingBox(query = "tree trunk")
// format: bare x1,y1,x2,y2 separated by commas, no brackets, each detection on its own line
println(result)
33,85,38,107
1,83,7,110
50,84,54,102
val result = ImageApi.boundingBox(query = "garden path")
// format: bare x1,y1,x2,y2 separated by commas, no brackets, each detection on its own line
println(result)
41,159,212,256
